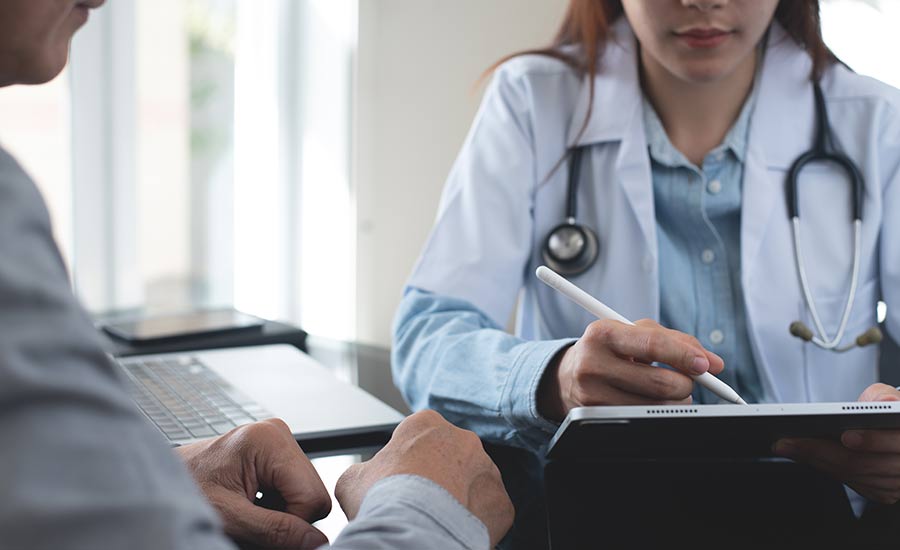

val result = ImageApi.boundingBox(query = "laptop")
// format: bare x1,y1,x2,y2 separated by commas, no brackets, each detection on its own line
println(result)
116,344,405,450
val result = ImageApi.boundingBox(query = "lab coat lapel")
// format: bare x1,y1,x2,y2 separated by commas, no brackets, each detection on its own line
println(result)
742,24,816,287
742,24,817,399
614,111,657,262
569,18,657,262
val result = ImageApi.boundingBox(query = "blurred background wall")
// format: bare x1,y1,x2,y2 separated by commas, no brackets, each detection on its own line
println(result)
355,0,567,346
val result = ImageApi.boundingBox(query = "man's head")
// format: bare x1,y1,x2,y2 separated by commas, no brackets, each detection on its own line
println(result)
0,0,105,86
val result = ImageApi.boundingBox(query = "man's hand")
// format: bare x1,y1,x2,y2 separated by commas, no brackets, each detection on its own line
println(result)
774,383,900,504
334,410,514,548
176,419,331,549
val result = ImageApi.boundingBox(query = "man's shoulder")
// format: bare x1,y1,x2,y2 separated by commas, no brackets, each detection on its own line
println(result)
0,144,50,222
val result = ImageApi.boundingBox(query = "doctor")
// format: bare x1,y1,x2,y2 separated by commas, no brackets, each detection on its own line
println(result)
393,0,900,524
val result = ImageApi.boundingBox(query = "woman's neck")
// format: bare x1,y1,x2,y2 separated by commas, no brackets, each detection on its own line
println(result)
640,49,758,166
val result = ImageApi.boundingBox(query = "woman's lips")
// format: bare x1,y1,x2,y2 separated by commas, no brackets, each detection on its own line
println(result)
675,28,733,49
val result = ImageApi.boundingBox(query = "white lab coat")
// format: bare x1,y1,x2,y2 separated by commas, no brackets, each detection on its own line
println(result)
408,19,900,404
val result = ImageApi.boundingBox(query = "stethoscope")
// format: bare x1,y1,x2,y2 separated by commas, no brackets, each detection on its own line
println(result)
541,146,600,276
542,81,882,353
786,83,882,351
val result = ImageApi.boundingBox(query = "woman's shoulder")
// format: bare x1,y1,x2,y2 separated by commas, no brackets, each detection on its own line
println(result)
485,50,585,123
823,63,900,117
493,48,581,84
823,64,900,147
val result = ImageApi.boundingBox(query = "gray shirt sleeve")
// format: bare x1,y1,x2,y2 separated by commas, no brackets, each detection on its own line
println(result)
0,146,235,550
327,475,490,550
0,146,490,549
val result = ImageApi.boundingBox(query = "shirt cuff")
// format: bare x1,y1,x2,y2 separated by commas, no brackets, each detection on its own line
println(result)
499,338,577,449
356,474,490,550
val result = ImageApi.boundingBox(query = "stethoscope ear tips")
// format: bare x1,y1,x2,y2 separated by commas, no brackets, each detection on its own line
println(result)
856,327,884,347
789,321,815,342
791,321,883,351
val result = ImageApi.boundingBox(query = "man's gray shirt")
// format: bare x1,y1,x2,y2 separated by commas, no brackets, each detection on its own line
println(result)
0,145,489,550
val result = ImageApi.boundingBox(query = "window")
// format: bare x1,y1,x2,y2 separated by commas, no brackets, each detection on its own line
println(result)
0,0,357,340
0,72,72,267
821,0,900,89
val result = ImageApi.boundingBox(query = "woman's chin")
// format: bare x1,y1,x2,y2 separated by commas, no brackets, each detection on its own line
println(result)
674,60,744,86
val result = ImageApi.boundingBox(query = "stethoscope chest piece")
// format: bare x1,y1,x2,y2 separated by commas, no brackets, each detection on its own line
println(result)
543,220,599,276
541,145,600,277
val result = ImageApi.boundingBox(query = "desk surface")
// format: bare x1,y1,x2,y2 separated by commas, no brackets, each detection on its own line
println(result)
304,335,411,417
298,336,410,456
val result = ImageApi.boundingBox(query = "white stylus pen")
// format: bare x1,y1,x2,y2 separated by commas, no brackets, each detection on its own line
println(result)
536,265,748,405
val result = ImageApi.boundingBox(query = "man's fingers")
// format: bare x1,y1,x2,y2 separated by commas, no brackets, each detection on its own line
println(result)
253,419,332,522
218,490,329,550
592,320,712,376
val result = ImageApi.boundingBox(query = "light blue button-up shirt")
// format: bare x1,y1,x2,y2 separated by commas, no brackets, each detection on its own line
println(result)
642,92,767,404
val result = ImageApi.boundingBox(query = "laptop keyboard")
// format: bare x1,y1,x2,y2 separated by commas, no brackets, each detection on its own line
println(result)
118,355,273,443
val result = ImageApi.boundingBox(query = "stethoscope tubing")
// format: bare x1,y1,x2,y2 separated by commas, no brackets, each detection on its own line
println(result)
791,217,862,350
786,82,866,352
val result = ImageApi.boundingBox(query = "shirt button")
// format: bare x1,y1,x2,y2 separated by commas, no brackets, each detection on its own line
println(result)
707,179,722,194
701,249,716,264
710,329,725,345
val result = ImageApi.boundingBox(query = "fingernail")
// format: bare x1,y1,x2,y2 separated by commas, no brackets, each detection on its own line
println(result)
301,531,328,550
843,431,864,449
690,356,709,374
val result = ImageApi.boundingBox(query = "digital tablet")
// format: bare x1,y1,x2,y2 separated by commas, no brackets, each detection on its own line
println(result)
546,402,900,460
102,309,265,344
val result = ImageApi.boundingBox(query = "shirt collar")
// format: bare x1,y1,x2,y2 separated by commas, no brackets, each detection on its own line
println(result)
569,20,819,173
641,76,759,168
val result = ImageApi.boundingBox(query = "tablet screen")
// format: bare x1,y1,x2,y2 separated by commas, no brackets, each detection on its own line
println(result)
103,309,264,342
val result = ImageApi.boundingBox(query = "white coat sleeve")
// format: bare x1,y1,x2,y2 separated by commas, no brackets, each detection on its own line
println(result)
407,62,538,327
395,62,576,451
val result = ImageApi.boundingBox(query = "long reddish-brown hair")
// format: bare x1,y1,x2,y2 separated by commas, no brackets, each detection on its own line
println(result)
488,1,837,142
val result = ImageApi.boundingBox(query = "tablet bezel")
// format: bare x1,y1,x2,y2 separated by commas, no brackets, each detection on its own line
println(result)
546,402,900,460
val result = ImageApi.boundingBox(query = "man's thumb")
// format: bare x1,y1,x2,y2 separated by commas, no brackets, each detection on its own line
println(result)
224,496,329,549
